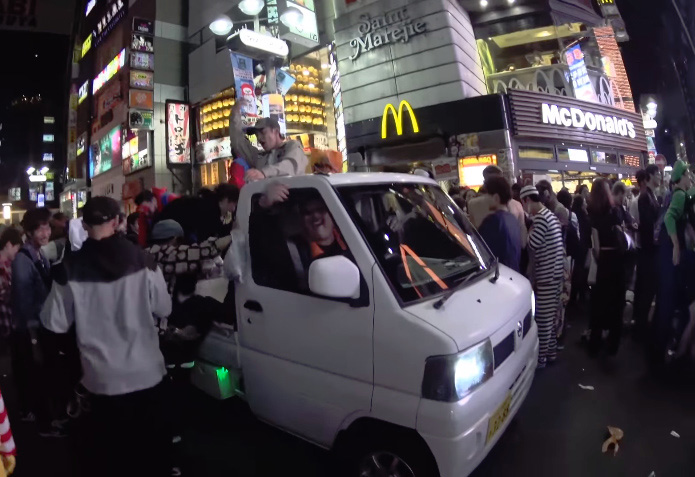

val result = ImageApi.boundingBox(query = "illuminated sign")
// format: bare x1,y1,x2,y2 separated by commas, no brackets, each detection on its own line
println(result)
129,110,154,130
350,7,426,61
44,116,55,124
43,134,54,142
78,80,89,104
133,18,154,35
227,29,289,59
29,175,47,183
77,133,87,156
131,33,154,53
128,90,154,110
38,194,45,208
129,70,154,90
130,51,154,71
95,0,127,46
458,155,497,188
9,188,21,201
541,103,636,138
279,0,319,47
90,125,122,177
93,49,126,94
85,0,96,16
166,102,191,164
43,153,54,161
81,33,92,58
381,100,419,139
597,0,614,4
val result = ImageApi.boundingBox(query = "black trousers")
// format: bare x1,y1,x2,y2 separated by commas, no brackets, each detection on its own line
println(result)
590,251,626,354
75,382,170,477
633,248,657,337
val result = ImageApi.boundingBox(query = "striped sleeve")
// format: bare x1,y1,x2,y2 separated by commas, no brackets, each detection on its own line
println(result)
0,389,16,456
528,215,548,251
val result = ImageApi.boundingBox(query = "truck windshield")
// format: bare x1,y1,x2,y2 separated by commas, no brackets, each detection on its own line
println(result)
338,183,493,304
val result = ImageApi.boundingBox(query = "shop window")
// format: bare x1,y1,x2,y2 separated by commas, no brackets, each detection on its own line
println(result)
558,147,589,163
518,146,555,160
591,150,618,165
249,188,352,295
621,153,641,168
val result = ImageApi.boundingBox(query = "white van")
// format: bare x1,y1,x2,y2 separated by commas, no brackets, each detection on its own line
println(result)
202,173,538,477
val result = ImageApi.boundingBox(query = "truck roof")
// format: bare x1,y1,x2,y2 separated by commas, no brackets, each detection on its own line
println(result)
321,172,437,186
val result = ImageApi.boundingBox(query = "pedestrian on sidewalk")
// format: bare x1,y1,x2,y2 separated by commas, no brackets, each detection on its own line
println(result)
520,185,565,368
10,207,65,437
570,195,591,305
478,176,521,272
0,228,22,338
633,165,660,340
588,178,627,356
41,196,172,477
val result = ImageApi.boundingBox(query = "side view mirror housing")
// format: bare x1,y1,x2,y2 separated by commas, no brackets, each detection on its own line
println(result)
308,256,360,299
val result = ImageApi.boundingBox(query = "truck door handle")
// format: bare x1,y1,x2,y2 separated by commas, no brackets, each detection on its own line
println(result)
244,300,263,312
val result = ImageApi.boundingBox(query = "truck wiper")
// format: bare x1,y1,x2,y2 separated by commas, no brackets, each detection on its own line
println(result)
432,262,495,310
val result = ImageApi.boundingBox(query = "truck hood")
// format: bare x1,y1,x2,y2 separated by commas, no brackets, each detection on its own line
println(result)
405,266,533,352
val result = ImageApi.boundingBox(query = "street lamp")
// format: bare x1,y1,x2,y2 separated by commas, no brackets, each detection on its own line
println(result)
209,14,233,36
238,0,265,16
40,166,49,174
26,166,35,175
280,6,303,28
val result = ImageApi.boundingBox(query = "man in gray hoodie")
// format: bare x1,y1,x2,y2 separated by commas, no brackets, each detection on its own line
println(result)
42,196,172,477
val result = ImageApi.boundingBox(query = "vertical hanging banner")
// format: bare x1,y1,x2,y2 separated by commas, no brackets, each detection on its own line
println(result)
166,101,191,164
230,52,258,128
566,44,598,104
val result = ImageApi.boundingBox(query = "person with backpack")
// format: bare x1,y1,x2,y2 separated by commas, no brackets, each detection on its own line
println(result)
10,207,65,437
652,160,693,363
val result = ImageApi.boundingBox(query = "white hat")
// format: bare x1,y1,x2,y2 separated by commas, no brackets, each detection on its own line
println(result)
519,185,539,200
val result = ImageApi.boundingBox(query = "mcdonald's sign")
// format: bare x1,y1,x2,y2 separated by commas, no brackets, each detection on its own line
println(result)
381,100,419,139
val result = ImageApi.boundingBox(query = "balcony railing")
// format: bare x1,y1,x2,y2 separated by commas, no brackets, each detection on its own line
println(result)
487,64,624,108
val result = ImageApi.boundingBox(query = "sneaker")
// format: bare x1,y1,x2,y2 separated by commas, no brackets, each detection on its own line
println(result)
19,412,36,423
38,427,68,438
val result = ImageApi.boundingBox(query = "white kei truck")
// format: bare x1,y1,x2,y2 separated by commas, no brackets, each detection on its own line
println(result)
193,173,538,477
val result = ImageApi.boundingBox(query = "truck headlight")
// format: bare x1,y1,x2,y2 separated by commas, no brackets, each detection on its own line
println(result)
421,340,494,402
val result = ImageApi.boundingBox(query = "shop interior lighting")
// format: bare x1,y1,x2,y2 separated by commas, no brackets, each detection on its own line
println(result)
308,83,315,88
280,6,303,28
40,166,49,174
26,166,35,175
238,0,265,16
536,30,552,38
209,14,233,36
480,0,488,7
508,0,515,3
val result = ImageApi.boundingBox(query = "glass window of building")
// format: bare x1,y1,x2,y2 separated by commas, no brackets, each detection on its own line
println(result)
620,153,641,168
518,145,555,160
591,150,618,164
558,147,589,163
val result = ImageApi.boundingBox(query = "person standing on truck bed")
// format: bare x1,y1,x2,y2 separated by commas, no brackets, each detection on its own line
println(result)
229,101,308,182
520,185,565,368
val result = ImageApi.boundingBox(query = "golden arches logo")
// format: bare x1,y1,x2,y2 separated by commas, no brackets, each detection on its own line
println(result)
381,100,419,139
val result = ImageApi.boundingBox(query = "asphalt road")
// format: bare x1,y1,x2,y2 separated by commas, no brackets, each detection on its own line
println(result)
4,305,695,477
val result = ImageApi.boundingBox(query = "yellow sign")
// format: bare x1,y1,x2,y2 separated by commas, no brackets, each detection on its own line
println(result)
81,33,92,59
381,100,419,139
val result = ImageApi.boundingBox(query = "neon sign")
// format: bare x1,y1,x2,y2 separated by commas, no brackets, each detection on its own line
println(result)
93,49,126,94
381,100,419,139
78,80,89,104
81,33,92,58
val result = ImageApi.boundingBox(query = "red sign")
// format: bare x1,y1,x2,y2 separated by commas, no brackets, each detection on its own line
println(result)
166,102,191,164
655,154,667,170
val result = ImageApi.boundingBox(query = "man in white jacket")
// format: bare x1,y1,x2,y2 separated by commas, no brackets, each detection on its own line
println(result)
41,196,172,477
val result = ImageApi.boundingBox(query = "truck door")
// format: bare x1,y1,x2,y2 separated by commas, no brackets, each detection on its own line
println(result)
236,179,375,447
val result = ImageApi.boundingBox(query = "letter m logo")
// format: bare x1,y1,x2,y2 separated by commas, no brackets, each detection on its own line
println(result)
382,100,420,139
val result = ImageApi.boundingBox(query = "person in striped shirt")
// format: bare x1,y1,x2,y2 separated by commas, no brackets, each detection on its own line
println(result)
520,185,566,368
0,387,16,476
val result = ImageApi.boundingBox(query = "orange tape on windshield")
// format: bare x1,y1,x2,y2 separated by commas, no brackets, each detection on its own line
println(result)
400,244,449,291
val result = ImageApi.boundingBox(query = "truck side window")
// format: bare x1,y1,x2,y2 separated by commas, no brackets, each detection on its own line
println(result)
249,188,353,295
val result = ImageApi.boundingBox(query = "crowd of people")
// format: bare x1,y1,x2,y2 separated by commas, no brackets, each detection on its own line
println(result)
450,161,695,369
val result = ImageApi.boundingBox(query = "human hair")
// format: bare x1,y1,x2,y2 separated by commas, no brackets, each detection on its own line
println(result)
556,189,572,209
535,180,553,198
483,176,512,205
571,195,585,215
575,184,589,196
52,212,67,223
524,193,542,203
612,181,627,196
588,178,614,216
173,272,198,298
482,165,503,179
0,228,22,250
215,183,240,203
21,207,51,234
127,212,140,228
645,164,660,181
635,169,647,186
448,186,462,198
135,190,155,206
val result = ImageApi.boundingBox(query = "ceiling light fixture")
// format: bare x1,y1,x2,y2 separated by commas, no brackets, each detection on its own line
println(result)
238,0,265,16
280,6,303,28
209,14,233,36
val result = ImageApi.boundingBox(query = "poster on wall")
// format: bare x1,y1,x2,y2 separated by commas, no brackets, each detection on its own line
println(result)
130,51,154,71
166,101,191,164
566,45,598,103
128,90,154,109
230,52,258,128
131,33,154,52
89,125,122,177
129,70,154,89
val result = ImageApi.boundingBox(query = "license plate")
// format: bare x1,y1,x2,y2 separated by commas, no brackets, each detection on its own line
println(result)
486,393,512,444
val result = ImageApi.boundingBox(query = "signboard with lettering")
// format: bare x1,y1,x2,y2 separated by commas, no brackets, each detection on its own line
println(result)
565,44,598,103
128,90,154,110
89,125,122,177
130,51,154,71
78,80,89,104
94,0,127,46
166,101,191,164
349,7,426,61
129,70,154,89
93,49,126,94
195,137,231,164
279,0,319,47
131,33,154,52
9,188,21,201
81,33,92,58
133,17,154,35
129,110,154,130
97,81,122,118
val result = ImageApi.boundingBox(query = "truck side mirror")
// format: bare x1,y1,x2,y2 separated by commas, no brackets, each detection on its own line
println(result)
308,256,360,299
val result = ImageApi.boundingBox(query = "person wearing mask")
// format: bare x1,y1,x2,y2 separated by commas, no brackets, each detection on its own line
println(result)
520,185,565,368
229,102,307,181
0,228,22,337
41,196,172,477
653,161,693,362
633,165,661,340
570,195,591,305
478,176,521,272
156,184,239,243
587,179,627,356
11,208,64,437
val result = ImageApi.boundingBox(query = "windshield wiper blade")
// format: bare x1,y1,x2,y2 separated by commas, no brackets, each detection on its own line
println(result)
432,263,494,310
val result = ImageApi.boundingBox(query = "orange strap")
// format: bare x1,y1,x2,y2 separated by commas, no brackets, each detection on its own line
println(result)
400,244,449,291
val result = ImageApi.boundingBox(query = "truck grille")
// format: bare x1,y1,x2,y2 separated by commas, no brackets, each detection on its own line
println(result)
493,332,514,369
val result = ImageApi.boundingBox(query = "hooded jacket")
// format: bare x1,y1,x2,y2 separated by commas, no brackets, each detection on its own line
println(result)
41,234,171,396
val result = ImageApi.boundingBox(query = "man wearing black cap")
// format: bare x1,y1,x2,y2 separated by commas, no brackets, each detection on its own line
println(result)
41,196,172,477
229,103,307,181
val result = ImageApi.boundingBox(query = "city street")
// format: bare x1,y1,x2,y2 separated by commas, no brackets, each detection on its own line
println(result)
4,305,695,477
